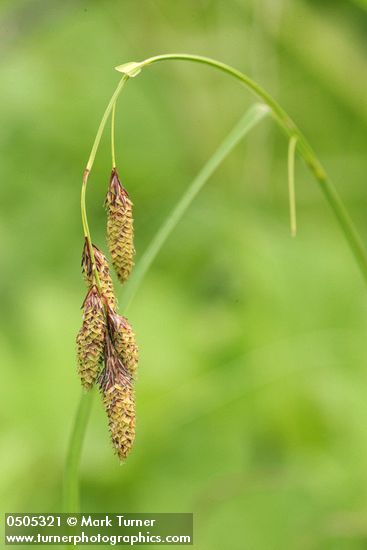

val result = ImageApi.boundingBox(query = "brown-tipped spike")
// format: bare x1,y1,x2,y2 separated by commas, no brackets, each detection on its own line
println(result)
107,310,138,378
105,169,135,285
102,381,135,461
99,335,135,461
76,286,106,390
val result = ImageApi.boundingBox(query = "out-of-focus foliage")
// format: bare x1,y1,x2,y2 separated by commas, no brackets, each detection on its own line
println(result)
1,1,367,548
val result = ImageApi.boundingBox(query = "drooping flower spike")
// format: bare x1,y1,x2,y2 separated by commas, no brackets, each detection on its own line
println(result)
77,170,138,460
107,309,138,378
105,168,135,285
99,335,136,461
76,286,106,390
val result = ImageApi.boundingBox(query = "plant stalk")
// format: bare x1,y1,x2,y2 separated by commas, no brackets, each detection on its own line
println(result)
64,76,129,520
121,103,269,311
111,102,117,168
126,53,367,284
64,104,268,516
66,53,367,524
63,390,95,512
80,75,128,291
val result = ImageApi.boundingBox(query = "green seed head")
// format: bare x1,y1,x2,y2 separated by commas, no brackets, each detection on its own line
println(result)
76,286,106,390
107,310,138,378
99,336,135,461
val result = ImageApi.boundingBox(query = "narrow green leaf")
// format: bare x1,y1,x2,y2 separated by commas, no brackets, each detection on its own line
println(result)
122,103,270,310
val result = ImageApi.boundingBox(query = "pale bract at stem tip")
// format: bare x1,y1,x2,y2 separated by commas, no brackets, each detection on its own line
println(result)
115,61,144,77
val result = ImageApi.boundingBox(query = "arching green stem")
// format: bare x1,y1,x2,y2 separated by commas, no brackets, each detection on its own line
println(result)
111,102,117,168
66,53,367,527
117,53,367,284
85,75,128,172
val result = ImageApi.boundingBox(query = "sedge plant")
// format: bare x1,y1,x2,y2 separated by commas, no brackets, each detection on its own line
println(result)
64,54,367,516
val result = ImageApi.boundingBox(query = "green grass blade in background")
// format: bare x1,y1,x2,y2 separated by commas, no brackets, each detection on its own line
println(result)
63,390,95,513
121,103,270,310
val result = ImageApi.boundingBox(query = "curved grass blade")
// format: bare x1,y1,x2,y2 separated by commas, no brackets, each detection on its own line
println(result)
122,103,270,310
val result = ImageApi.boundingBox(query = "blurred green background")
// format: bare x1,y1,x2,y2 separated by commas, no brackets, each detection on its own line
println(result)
1,0,367,548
